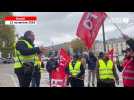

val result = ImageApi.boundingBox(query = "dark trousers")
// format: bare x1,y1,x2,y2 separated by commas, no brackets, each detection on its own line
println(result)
49,73,51,85
70,77,84,87
97,80,115,87
31,67,41,87
15,68,32,87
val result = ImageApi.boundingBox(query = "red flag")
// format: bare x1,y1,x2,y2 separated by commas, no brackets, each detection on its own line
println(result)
58,48,71,68
76,12,107,48
107,48,114,61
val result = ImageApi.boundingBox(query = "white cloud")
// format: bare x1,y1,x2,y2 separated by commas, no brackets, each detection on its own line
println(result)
50,34,76,45
123,25,134,36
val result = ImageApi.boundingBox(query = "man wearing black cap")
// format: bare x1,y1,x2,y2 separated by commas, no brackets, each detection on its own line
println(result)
122,34,134,51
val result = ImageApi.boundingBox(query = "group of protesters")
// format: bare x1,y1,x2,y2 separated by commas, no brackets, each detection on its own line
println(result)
14,30,134,87
45,34,134,87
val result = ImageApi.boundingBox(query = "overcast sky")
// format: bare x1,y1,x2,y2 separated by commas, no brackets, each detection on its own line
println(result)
13,12,134,47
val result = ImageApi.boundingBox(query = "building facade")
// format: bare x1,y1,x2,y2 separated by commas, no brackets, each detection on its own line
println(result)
93,38,128,56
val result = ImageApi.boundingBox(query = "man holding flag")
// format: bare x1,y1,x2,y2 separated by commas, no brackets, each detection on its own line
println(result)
108,18,134,87
50,48,71,87
117,34,134,87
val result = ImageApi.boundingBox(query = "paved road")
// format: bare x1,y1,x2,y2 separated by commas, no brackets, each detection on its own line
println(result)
0,64,50,87
0,64,17,87
0,64,123,87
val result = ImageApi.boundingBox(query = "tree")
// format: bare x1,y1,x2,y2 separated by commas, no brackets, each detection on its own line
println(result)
70,38,86,53
0,12,15,58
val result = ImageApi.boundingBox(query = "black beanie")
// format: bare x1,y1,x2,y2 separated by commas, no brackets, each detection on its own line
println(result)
126,39,134,51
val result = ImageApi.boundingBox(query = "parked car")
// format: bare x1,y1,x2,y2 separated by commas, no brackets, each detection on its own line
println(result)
0,58,7,64
3,57,14,64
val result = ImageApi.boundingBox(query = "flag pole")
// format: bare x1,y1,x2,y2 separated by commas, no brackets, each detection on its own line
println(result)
107,15,124,35
102,22,106,52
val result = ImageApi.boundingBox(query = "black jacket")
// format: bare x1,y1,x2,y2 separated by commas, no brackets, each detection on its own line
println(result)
16,37,41,56
46,58,58,73
87,55,97,69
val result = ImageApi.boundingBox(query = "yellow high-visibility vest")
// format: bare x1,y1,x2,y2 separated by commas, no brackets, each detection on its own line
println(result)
69,61,81,77
99,59,114,80
35,55,42,68
14,39,37,69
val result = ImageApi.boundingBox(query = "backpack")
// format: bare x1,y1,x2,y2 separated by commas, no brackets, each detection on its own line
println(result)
46,59,58,73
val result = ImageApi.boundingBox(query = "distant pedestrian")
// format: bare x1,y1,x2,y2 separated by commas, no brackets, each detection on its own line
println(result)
87,52,97,87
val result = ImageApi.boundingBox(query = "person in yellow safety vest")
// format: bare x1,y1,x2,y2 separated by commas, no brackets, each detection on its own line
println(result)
14,31,46,87
97,52,119,87
65,54,85,87
31,54,44,87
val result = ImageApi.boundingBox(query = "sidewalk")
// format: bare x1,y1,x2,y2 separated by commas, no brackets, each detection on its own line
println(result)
0,64,123,87
0,73,16,87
